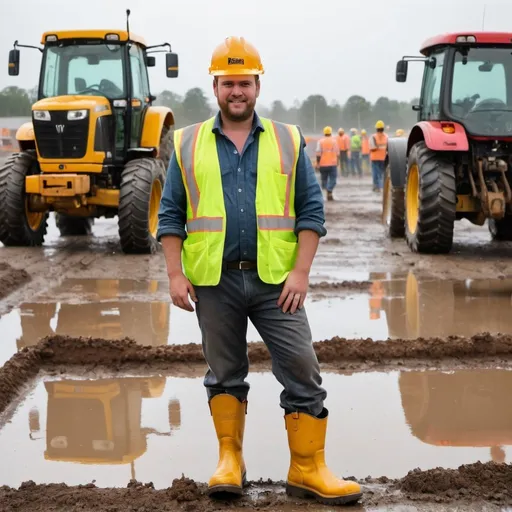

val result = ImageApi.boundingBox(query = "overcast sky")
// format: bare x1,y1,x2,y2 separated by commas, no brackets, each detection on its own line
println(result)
2,0,512,108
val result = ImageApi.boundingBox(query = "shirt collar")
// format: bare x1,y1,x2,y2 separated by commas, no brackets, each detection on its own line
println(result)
212,111,265,135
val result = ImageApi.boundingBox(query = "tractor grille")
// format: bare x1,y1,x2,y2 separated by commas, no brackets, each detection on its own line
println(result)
33,111,89,159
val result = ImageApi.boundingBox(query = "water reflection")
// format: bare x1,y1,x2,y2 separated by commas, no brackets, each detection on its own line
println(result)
17,279,170,349
368,271,512,339
399,369,512,462
28,377,181,472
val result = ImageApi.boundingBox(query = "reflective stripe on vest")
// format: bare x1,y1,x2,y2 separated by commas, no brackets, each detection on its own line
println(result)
317,137,338,167
175,116,301,286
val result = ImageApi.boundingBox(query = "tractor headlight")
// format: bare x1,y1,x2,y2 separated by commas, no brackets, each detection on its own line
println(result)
33,110,51,121
92,440,115,451
67,109,88,121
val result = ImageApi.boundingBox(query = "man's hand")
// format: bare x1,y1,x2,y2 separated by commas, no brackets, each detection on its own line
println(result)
169,271,197,312
277,269,309,314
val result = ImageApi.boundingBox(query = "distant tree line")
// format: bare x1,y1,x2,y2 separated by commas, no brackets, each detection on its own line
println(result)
0,85,420,133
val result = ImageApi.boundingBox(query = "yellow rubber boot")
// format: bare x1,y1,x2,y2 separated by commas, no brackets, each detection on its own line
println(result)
207,394,247,496
285,410,362,505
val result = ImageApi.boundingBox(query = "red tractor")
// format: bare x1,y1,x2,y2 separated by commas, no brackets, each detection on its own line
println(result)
383,33,512,253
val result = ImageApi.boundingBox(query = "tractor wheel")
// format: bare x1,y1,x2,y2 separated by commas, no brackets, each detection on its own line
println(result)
55,214,93,236
382,165,405,238
159,125,175,170
405,142,456,254
0,152,48,247
118,157,165,254
488,217,512,241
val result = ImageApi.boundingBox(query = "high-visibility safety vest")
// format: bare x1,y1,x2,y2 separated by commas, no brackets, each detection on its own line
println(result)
174,116,301,287
361,136,370,155
337,134,350,152
351,135,362,152
370,132,388,161
317,137,338,167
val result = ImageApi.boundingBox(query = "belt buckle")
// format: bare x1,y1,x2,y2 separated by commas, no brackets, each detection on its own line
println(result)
238,261,247,270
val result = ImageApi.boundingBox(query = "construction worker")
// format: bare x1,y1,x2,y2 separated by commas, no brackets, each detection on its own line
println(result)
395,128,405,138
361,129,370,175
336,128,350,177
316,126,339,200
370,120,388,192
157,37,361,505
349,128,362,177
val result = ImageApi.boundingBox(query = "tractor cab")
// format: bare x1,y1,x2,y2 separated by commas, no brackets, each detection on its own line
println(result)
384,33,512,254
3,11,179,254
398,33,512,138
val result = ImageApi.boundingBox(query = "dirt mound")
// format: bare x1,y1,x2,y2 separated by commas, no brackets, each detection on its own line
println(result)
398,461,512,503
2,463,512,510
0,262,30,299
0,347,41,415
310,280,372,291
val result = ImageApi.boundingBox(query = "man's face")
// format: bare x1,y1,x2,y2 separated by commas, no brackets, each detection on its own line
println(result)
214,75,260,122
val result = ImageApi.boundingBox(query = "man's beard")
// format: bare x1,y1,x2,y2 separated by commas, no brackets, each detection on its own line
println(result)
219,98,255,122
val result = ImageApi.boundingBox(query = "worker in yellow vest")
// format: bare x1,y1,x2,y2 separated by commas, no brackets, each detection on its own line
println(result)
157,37,361,506
316,126,339,201
370,120,388,192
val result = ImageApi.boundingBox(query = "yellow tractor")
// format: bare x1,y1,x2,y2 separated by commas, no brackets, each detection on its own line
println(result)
3,11,178,253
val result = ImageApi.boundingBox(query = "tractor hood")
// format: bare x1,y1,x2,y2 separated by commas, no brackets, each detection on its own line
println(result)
33,95,111,112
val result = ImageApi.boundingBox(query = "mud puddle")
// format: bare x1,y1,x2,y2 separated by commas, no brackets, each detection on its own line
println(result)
1,368,511,490
3,272,512,367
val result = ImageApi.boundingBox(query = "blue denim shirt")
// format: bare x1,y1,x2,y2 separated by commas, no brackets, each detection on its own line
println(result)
157,112,326,261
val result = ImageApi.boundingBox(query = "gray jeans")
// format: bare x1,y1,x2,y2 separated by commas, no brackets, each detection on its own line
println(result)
195,269,326,416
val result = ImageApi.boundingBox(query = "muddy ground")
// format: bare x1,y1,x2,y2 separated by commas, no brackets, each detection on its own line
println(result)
1,168,512,510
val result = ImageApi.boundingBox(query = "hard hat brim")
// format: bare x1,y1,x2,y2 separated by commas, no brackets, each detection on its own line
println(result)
209,68,264,76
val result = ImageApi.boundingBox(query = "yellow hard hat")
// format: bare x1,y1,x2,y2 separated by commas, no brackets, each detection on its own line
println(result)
395,128,405,137
361,129,367,135
209,36,264,76
375,120,385,130
323,126,332,135
338,127,344,134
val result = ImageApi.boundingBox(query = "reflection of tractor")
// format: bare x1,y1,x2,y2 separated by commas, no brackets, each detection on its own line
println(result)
17,279,170,349
399,370,512,462
369,271,512,339
384,33,512,253
3,10,178,253
28,377,181,475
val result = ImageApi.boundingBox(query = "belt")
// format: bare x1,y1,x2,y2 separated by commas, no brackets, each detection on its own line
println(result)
223,260,258,270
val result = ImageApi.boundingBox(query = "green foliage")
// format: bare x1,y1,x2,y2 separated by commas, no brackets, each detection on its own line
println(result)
0,85,419,133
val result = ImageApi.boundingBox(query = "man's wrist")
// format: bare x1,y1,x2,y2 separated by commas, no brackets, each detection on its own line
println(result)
168,269,184,279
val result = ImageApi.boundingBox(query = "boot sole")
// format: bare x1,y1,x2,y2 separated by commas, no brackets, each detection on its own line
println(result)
286,483,362,505
207,472,247,498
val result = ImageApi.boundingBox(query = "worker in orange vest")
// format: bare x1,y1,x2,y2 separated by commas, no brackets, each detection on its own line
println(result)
316,126,339,201
360,129,370,175
370,120,388,192
336,128,350,177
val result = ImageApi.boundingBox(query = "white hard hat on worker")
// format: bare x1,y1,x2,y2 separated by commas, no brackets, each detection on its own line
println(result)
209,36,264,122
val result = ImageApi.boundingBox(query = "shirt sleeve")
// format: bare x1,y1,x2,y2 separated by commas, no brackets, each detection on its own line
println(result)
294,135,327,238
157,151,188,241
316,140,322,154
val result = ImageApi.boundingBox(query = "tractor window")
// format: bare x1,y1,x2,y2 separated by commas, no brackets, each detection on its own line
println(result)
449,47,512,136
421,51,445,121
129,45,147,99
41,44,125,100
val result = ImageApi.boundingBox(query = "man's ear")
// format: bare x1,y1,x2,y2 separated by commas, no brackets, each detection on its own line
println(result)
255,78,261,98
213,78,218,98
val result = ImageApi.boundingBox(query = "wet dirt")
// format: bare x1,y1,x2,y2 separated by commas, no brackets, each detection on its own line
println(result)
309,280,372,291
0,262,30,300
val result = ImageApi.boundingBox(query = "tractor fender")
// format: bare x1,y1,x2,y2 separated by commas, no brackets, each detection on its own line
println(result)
16,122,36,152
407,121,469,155
387,137,408,187
16,122,35,141
141,107,175,149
